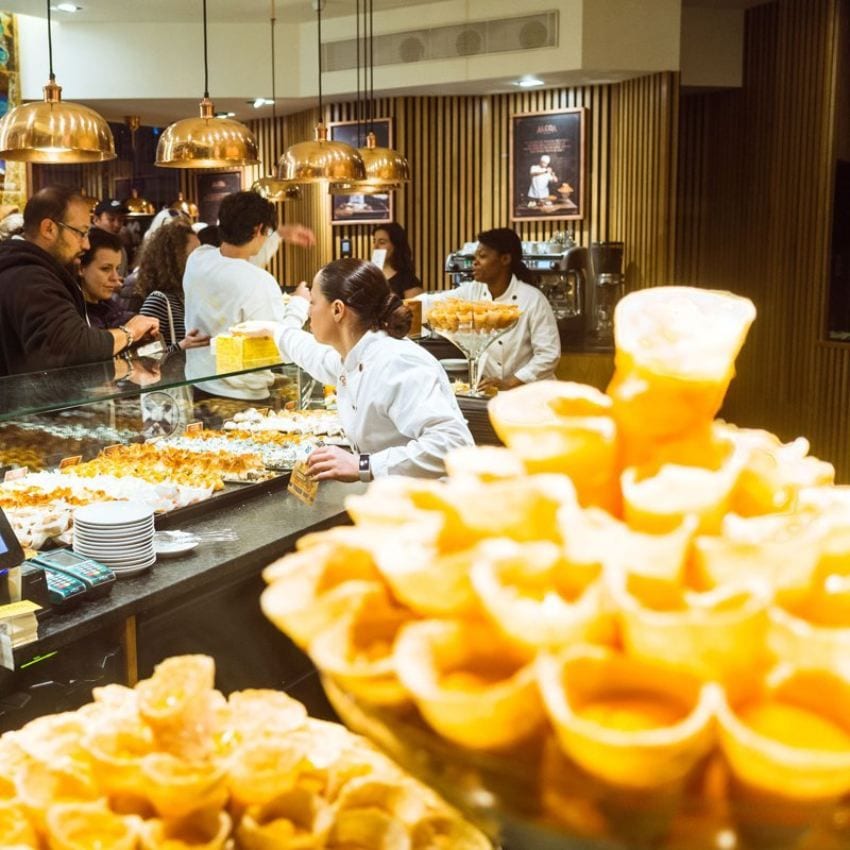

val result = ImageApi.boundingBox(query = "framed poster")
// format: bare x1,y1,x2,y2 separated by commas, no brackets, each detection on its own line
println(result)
0,13,27,211
328,118,393,226
197,171,242,225
510,108,586,222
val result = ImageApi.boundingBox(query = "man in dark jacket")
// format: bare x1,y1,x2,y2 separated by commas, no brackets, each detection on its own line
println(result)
0,186,159,376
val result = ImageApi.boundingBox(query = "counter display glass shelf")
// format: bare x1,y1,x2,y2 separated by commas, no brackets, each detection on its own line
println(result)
0,352,340,550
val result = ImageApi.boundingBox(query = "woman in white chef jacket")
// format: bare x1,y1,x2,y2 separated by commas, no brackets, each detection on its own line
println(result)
419,228,561,391
245,259,474,482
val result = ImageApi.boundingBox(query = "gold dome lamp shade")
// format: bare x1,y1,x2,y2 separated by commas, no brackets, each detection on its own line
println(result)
156,96,259,169
252,176,302,202
277,0,365,185
156,0,259,169
329,133,408,194
125,188,155,217
0,0,116,165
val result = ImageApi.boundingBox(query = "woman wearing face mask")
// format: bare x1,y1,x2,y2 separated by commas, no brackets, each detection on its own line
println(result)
78,228,134,330
371,223,423,299
418,227,561,391
236,259,473,481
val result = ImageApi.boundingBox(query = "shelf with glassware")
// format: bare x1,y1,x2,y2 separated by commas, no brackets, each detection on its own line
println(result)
0,350,346,552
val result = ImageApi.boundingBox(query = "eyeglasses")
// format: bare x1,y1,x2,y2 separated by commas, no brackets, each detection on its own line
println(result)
52,219,89,241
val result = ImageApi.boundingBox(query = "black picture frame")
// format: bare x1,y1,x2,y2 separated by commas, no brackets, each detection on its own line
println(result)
328,118,393,226
510,108,586,222
197,171,242,225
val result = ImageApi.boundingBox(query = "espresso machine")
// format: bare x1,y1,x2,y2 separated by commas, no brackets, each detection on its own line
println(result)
588,241,625,347
444,244,477,287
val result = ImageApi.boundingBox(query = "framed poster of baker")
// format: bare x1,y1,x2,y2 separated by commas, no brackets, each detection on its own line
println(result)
510,107,586,222
328,118,393,226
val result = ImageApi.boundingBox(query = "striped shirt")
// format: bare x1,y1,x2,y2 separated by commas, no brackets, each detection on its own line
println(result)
140,290,186,352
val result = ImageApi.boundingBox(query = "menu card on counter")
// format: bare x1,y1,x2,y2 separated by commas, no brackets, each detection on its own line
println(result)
288,461,318,506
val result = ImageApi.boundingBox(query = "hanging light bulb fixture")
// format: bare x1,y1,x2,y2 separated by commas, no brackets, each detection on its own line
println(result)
276,0,365,183
124,116,155,215
156,0,259,168
252,0,301,202
0,0,115,162
329,0,409,195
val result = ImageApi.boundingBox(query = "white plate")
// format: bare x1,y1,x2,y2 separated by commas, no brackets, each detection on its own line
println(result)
73,531,154,545
74,501,154,526
154,539,198,557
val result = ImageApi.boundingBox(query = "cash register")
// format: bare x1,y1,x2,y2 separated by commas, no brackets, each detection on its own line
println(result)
0,508,115,611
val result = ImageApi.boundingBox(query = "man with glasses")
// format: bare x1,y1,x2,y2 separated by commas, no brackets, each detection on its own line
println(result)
0,186,159,376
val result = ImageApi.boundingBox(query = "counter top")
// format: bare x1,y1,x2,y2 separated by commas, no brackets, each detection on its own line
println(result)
15,481,364,667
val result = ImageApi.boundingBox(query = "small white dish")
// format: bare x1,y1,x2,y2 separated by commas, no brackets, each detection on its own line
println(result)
153,532,199,558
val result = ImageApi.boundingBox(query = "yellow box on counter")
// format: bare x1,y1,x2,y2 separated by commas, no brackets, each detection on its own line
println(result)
215,334,281,372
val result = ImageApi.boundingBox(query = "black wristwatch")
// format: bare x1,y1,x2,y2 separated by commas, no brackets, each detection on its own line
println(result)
358,453,372,482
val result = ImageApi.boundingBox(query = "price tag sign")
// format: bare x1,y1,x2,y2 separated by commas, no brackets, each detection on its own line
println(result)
255,407,271,417
3,467,28,483
287,461,318,506
185,421,204,434
58,455,82,469
101,444,123,457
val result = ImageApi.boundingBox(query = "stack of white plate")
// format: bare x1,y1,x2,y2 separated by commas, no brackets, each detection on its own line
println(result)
73,501,156,576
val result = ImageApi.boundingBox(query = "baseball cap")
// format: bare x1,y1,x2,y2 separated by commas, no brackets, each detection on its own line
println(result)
93,198,129,216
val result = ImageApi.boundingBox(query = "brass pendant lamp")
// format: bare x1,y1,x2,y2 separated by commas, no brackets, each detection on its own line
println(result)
329,0,409,195
252,1,301,202
156,0,259,168
276,0,365,184
0,0,115,163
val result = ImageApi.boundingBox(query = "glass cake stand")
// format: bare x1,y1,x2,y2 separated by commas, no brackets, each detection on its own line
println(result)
322,677,850,850
429,319,519,395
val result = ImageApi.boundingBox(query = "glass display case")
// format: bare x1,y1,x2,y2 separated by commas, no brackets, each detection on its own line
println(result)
0,351,329,550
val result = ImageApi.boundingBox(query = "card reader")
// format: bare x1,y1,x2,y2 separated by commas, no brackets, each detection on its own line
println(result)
30,550,116,602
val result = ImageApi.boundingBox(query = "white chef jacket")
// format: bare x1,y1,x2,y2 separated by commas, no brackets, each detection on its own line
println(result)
419,276,561,384
184,245,287,399
277,299,474,478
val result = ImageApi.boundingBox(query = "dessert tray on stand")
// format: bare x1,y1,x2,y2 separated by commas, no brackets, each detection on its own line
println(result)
323,677,850,850
425,300,520,396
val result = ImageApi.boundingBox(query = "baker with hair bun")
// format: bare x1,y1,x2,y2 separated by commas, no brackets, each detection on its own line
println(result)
239,258,473,481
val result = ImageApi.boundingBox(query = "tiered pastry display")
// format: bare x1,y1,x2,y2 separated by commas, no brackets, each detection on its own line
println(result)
262,287,850,848
0,655,490,850
425,299,521,395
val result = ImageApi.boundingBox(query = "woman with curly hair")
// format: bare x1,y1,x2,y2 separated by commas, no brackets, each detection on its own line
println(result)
136,218,209,352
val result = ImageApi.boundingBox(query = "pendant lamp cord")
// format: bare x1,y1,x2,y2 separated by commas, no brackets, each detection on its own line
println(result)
46,0,55,81
202,0,210,98
270,0,277,123
356,0,361,145
317,0,323,115
369,0,374,132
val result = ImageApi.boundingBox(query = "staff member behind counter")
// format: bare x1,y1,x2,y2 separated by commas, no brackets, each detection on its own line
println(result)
0,187,159,377
418,227,560,391
234,259,474,481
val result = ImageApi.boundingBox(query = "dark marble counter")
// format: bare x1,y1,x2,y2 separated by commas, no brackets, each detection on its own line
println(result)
13,481,365,668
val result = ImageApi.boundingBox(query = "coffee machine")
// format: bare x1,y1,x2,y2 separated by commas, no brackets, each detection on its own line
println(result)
588,241,625,346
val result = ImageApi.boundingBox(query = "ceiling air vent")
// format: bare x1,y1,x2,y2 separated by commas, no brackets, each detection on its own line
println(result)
323,11,558,71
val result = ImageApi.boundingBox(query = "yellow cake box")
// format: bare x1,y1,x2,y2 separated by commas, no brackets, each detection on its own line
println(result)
215,332,281,372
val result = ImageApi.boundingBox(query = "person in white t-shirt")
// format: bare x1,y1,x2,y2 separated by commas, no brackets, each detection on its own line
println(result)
183,191,314,399
418,228,561,391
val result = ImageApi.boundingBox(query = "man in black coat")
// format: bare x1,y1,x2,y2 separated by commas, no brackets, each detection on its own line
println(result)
0,186,159,377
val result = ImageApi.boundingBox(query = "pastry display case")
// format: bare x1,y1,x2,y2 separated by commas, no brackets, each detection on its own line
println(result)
0,350,337,551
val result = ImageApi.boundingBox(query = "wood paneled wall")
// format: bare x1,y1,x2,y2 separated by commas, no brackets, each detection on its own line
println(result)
232,75,679,291
674,0,845,477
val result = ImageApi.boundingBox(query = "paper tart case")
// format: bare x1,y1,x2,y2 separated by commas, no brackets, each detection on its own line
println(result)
536,645,717,789
139,809,231,850
235,786,333,850
394,619,545,750
326,806,412,850
410,813,492,850
609,571,771,684
140,752,228,819
469,538,610,651
0,799,38,847
307,585,416,707
44,801,140,850
716,665,850,801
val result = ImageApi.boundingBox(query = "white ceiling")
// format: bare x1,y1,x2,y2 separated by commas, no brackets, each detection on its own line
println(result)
1,0,427,25
3,0,776,24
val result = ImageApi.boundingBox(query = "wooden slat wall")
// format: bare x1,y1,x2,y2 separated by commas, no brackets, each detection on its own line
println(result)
230,75,677,292
674,0,845,477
